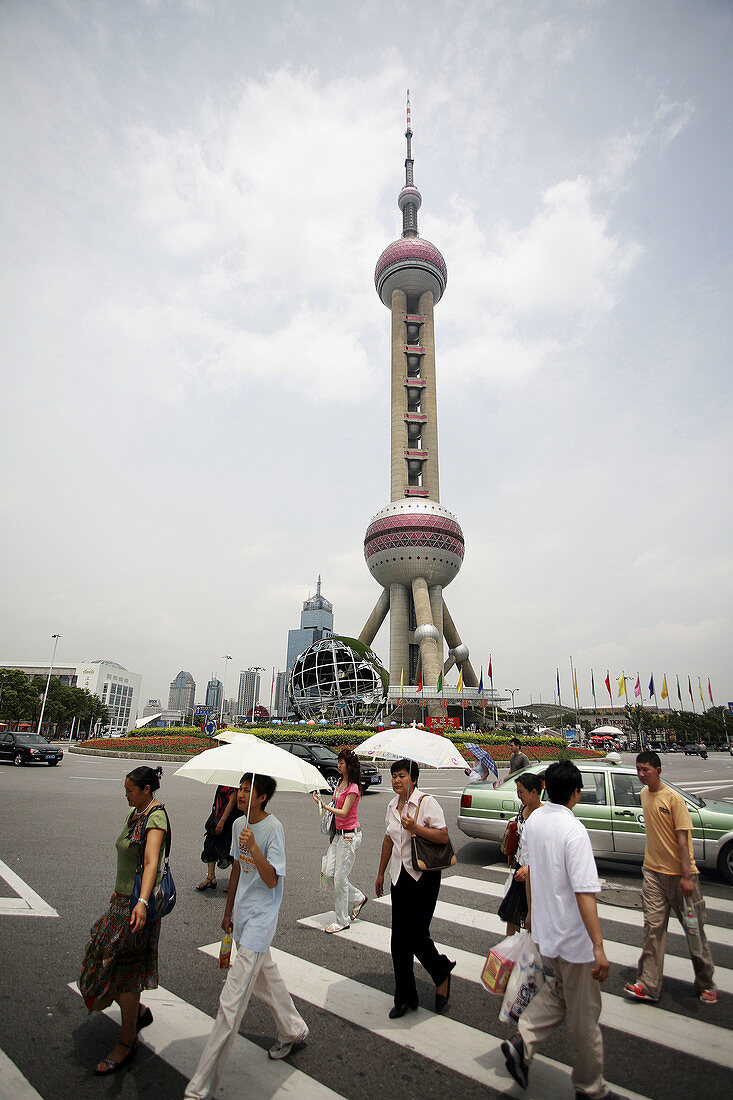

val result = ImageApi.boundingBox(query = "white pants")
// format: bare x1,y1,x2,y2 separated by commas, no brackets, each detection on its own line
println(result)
185,944,306,1100
324,830,364,926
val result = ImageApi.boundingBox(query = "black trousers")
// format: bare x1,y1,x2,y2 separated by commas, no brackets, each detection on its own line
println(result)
390,867,451,1006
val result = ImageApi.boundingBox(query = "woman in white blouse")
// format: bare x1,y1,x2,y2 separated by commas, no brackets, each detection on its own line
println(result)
375,758,456,1019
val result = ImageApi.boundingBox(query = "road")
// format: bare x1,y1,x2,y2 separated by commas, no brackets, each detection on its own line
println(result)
0,749,731,1099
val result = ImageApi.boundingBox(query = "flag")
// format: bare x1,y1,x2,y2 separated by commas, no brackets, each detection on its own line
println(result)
617,674,626,698
556,668,561,700
417,669,423,693
456,668,463,693
649,674,655,698
437,671,443,693
478,669,483,695
488,656,493,682
708,678,714,706
661,675,668,700
699,677,705,705
591,670,597,705
573,668,578,701
634,675,641,699
400,667,404,695
688,676,693,701
676,675,682,704
604,672,612,699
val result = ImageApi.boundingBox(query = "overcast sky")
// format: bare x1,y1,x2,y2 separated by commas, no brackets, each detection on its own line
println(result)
1,0,731,715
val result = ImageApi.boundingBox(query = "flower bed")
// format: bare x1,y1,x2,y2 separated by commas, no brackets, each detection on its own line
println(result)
78,735,207,754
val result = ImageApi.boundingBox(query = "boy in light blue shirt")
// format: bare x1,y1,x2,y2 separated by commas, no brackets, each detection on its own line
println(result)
185,773,308,1100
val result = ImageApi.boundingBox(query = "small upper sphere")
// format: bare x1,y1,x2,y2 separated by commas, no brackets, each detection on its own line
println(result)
375,237,447,306
364,499,464,588
397,185,422,212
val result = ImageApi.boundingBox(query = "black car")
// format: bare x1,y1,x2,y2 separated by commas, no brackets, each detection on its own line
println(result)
277,741,382,792
0,731,63,766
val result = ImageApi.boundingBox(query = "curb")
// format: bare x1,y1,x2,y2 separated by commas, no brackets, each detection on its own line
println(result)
68,746,195,763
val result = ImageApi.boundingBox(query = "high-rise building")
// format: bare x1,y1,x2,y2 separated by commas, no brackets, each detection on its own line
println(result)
205,676,223,712
76,660,143,736
237,670,261,719
168,670,196,714
358,96,477,714
285,576,334,680
273,671,288,717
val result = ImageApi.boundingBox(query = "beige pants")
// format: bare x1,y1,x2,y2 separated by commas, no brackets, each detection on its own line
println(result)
637,869,715,999
185,944,306,1100
518,955,607,1099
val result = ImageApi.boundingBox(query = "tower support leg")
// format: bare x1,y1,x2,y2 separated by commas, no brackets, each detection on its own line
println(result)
389,584,410,689
442,600,479,687
359,589,390,647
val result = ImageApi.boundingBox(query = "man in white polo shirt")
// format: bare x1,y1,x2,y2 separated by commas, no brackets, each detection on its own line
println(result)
501,760,621,1100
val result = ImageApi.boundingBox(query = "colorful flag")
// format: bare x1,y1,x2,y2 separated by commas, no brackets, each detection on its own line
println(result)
556,668,561,700
478,669,484,695
417,669,423,693
634,675,641,699
456,668,463,693
488,656,493,682
617,674,626,698
698,677,705,705
604,672,612,699
661,675,668,700
437,670,443,693
649,674,655,698
708,678,714,706
400,667,404,694
591,670,597,705
573,668,578,701
676,675,682,704
688,676,693,701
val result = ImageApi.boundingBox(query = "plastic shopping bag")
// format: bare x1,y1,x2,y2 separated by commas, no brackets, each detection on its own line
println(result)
320,843,337,889
480,930,527,995
499,931,544,1023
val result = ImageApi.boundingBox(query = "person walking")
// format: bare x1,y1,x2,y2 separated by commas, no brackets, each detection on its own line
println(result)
501,761,620,1099
623,750,717,1005
508,737,530,775
79,766,168,1076
375,758,456,1019
185,772,308,1100
312,748,368,933
196,785,237,891
498,772,543,935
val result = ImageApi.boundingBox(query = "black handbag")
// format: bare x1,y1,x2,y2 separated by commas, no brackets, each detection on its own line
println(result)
410,795,457,872
129,806,176,922
497,873,529,926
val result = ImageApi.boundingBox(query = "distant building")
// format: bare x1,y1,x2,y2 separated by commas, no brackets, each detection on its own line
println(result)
0,662,78,687
285,576,334,681
273,671,288,717
76,660,142,736
143,698,163,717
237,670,261,719
205,676,223,712
168,670,195,714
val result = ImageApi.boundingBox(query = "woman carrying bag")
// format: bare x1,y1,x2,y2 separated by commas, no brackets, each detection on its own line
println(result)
499,772,543,934
313,749,368,933
196,785,237,891
79,765,168,1076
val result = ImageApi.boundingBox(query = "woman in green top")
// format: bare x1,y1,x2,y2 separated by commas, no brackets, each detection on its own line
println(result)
79,765,168,1076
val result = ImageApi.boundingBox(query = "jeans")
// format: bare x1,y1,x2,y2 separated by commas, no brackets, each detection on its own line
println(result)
325,830,365,926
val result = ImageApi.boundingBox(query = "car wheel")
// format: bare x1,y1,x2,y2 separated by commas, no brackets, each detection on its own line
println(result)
326,773,339,792
13,753,24,767
718,842,733,886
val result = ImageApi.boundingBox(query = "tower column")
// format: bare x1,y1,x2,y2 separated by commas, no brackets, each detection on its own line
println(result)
442,599,479,687
429,584,444,671
389,583,410,687
358,589,390,647
418,290,440,501
390,289,408,500
410,577,442,687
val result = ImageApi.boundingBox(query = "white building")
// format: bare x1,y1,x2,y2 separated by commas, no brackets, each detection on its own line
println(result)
76,660,142,736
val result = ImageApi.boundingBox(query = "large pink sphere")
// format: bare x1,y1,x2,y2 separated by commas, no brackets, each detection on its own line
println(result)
364,499,464,588
375,237,447,306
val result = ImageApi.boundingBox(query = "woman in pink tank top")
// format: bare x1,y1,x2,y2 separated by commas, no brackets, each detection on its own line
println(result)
313,749,368,933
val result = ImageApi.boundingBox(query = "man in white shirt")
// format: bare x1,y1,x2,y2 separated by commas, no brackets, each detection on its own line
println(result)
501,761,620,1100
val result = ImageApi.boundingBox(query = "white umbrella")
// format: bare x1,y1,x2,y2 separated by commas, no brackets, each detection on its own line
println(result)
355,726,467,770
173,737,328,793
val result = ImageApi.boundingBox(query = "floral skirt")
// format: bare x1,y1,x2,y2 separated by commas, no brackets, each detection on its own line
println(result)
79,892,160,1012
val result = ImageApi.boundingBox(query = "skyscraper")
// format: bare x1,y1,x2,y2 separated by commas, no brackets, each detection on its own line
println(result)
285,576,334,680
205,676,223,712
273,671,288,718
237,669,261,719
168,670,196,714
358,96,478,712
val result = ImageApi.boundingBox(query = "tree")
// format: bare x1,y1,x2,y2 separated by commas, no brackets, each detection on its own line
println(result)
0,669,41,724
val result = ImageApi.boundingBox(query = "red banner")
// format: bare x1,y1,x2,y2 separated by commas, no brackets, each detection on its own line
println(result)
426,716,460,731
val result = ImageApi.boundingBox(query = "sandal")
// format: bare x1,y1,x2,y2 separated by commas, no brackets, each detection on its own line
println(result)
325,922,350,934
350,897,368,922
195,877,217,891
94,1039,137,1076
700,988,718,1004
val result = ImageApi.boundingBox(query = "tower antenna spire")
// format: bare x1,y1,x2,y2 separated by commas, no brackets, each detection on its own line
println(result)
400,89,420,237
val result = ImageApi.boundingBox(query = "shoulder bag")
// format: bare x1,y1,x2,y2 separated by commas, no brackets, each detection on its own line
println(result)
410,794,457,872
500,816,519,864
129,805,177,921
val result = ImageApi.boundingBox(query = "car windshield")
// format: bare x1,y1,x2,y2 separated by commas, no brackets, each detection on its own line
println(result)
16,734,49,745
310,745,337,762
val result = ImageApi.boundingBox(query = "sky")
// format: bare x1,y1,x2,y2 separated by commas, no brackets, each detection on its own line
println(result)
1,0,731,715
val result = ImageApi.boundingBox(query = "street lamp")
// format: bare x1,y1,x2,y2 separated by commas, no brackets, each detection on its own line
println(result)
37,634,62,737
505,687,519,728
220,656,232,727
248,666,265,724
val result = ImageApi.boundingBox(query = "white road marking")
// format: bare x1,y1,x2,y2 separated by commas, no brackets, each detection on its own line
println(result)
372,894,733,994
198,940,649,1100
442,873,733,939
0,1049,44,1099
297,913,733,1071
0,859,58,918
67,981,342,1099
68,776,120,781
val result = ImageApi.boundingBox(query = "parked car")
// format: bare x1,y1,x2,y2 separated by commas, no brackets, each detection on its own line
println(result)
457,760,733,884
684,743,708,758
277,741,382,792
0,731,63,767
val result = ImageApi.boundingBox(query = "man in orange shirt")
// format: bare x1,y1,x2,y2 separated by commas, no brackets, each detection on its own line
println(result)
624,750,717,1005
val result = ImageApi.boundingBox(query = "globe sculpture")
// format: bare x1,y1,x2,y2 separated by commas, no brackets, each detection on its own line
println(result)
288,635,388,724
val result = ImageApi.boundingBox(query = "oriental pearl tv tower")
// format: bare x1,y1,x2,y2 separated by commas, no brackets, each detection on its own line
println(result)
358,94,479,714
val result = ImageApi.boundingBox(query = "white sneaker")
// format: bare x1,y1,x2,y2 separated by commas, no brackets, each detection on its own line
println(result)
268,1026,309,1060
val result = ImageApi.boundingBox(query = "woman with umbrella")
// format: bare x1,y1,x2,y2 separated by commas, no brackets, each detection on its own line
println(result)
375,758,456,1019
312,748,368,933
